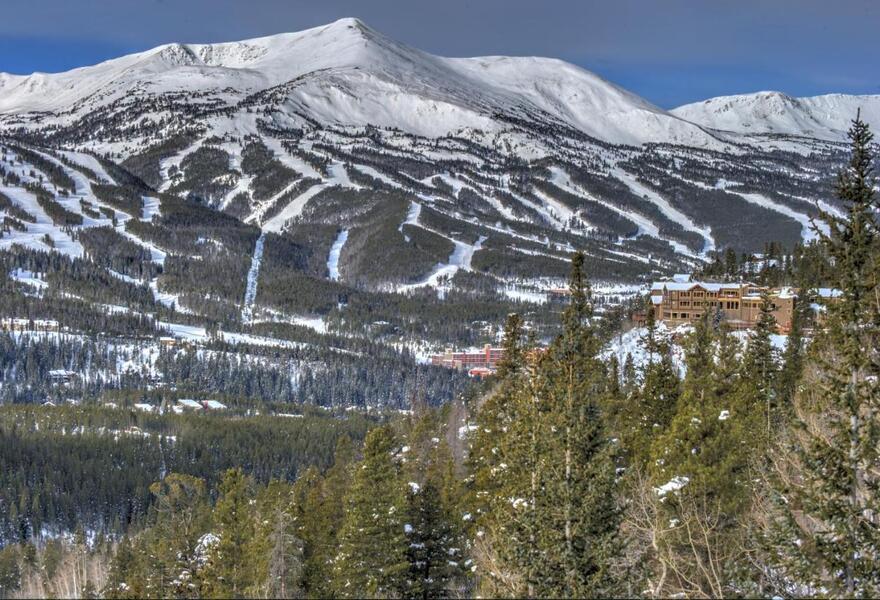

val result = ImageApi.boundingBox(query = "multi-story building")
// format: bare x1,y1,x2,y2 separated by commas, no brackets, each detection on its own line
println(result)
430,345,506,372
650,278,796,332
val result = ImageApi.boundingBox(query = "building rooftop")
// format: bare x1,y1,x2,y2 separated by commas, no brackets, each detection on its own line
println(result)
651,280,756,292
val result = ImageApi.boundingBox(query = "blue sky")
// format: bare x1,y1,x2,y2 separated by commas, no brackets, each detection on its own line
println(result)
1,0,878,108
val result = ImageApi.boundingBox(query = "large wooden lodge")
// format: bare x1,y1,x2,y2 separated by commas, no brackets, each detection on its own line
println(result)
650,277,795,332
648,275,840,332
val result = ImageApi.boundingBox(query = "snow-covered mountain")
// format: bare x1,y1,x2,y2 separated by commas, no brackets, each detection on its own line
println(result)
0,17,724,148
0,17,860,304
673,91,880,140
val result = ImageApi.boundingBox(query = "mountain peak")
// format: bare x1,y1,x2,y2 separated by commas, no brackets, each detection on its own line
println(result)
326,16,369,30
673,91,880,139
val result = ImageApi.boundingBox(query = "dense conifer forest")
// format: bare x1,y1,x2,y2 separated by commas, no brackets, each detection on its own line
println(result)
0,116,876,598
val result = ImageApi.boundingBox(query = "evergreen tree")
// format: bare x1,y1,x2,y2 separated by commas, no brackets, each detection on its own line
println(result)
404,477,465,599
473,252,622,598
647,314,758,596
259,482,304,599
623,304,680,465
201,468,257,598
768,113,880,596
143,473,210,599
334,426,408,598
739,291,780,442
535,251,620,597
293,436,355,597
776,290,806,411
104,537,141,599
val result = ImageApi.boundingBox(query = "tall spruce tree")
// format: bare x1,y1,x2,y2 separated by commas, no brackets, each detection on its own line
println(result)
141,473,210,599
624,303,680,465
777,289,807,411
294,436,355,597
334,425,408,598
469,309,545,597
768,112,880,596
647,313,758,596
740,291,780,442
201,469,258,599
536,251,620,597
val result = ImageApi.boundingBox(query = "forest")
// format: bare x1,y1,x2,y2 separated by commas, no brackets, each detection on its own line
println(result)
0,118,876,599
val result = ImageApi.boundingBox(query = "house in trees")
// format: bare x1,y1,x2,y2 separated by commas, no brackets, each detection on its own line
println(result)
176,398,204,412
48,369,77,384
649,278,796,332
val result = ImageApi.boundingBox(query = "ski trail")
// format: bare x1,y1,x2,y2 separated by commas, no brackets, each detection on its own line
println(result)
546,166,699,258
397,235,487,293
260,182,328,233
684,176,826,242
732,191,825,241
327,229,349,281
399,201,422,241
241,232,267,323
612,166,715,254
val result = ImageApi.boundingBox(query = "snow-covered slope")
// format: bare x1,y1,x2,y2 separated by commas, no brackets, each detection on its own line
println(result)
0,17,722,147
0,17,858,281
672,91,880,140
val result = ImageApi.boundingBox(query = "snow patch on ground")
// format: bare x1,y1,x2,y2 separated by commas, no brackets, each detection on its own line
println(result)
241,232,266,323
327,229,348,281
397,235,486,295
141,196,161,221
261,182,328,233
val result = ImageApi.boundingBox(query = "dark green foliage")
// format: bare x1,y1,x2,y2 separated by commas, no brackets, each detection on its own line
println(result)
0,191,37,223
767,113,880,597
28,183,82,226
122,134,197,189
171,145,236,206
92,184,144,217
333,425,409,597
241,140,297,200
78,226,160,280
7,144,76,191
0,405,371,546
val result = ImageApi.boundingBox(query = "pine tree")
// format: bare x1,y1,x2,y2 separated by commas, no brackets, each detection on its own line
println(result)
143,473,210,599
777,290,806,411
263,487,304,599
405,476,465,599
398,408,468,598
768,112,880,596
647,314,758,596
740,291,780,442
535,251,620,597
473,253,622,598
334,425,408,598
624,305,680,465
104,536,141,599
201,468,257,598
622,352,637,397
468,311,539,597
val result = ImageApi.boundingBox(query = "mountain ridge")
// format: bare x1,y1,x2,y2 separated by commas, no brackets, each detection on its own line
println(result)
673,90,880,140
0,16,861,297
0,17,726,148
